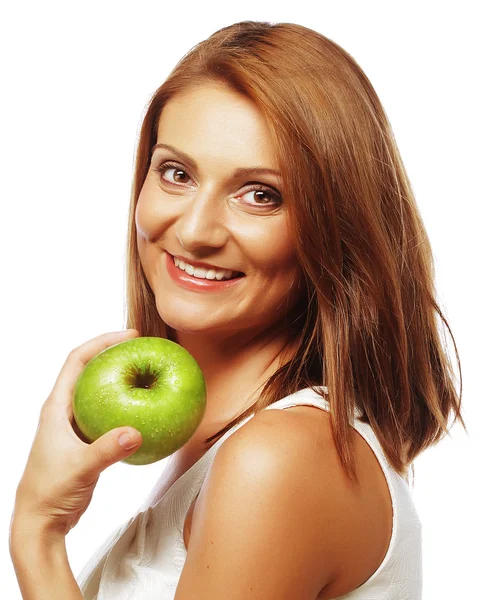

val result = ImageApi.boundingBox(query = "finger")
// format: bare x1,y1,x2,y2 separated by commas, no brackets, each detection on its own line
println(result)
82,426,143,480
48,329,140,409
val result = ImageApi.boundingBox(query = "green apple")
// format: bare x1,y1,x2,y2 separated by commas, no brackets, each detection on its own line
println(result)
72,336,207,466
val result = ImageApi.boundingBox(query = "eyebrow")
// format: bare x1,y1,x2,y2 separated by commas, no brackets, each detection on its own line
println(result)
151,143,282,179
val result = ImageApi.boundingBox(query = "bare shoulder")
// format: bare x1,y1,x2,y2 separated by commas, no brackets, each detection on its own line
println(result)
176,402,392,599
233,404,394,597
266,403,394,596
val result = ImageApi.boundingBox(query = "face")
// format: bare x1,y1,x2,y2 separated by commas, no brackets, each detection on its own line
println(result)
136,82,305,339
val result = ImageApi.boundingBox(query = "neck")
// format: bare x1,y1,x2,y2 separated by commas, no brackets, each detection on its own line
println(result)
168,319,298,442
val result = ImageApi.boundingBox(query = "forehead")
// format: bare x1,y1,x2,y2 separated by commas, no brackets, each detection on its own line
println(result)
155,83,280,171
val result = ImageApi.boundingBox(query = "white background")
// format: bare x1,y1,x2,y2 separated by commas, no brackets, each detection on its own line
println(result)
2,1,488,598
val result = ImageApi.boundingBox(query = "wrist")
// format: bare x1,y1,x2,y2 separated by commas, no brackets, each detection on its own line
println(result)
10,513,65,560
9,521,83,600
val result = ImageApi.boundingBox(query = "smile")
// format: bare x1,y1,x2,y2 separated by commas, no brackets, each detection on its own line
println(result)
172,255,242,281
165,252,246,292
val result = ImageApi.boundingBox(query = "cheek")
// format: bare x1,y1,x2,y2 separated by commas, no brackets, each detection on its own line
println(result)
135,181,167,284
245,220,298,277
135,181,162,241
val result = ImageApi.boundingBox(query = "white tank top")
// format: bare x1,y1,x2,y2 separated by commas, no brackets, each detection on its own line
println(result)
76,386,423,599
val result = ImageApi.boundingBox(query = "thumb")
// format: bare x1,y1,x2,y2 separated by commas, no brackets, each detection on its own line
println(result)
85,427,143,476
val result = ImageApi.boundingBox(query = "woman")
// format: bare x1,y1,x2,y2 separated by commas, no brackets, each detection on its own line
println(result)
10,20,465,600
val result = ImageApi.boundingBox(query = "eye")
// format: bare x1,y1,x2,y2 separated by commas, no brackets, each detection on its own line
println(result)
240,186,282,208
153,161,282,208
154,161,192,185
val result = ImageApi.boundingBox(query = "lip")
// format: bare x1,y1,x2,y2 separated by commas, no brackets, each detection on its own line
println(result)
165,251,245,292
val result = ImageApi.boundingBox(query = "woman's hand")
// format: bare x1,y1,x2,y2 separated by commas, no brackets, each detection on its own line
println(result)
11,330,144,541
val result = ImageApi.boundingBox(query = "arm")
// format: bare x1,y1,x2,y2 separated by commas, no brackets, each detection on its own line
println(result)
10,518,83,600
9,331,143,600
174,409,340,600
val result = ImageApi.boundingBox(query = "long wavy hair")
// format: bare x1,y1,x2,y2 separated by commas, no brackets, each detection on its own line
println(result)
124,20,466,486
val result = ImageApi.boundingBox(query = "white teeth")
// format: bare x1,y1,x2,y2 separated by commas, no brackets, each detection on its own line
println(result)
193,267,208,279
173,256,240,281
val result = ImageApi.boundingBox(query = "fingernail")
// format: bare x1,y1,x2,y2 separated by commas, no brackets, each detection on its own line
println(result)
119,433,139,450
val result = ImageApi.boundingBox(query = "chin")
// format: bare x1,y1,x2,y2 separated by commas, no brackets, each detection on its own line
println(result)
157,310,217,335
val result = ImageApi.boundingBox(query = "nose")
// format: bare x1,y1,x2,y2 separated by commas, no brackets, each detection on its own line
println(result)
175,188,229,254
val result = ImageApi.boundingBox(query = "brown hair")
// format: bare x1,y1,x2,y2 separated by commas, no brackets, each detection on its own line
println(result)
124,20,466,485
